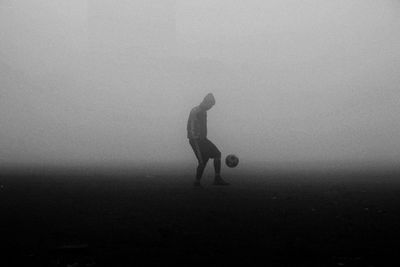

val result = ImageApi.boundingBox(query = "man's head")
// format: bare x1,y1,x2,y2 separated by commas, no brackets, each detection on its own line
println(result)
200,93,215,111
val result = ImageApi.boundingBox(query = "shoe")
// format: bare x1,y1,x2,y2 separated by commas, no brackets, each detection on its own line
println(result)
213,176,230,186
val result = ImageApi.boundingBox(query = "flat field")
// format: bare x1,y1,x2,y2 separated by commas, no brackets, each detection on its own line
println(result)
1,164,400,266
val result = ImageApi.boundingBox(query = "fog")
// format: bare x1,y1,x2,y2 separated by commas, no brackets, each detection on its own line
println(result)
1,0,400,167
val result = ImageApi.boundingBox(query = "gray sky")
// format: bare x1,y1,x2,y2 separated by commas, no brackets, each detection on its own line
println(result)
1,0,400,166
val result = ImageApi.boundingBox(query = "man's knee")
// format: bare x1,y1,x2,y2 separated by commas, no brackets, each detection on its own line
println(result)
214,151,221,159
197,161,207,169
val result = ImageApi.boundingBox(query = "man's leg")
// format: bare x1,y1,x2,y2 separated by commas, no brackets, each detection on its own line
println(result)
190,139,206,186
213,153,221,177
196,158,209,181
212,152,229,185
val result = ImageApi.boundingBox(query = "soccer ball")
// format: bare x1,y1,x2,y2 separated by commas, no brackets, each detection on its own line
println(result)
225,154,239,168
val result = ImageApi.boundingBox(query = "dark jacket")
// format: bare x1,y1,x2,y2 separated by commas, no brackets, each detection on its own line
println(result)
187,106,207,139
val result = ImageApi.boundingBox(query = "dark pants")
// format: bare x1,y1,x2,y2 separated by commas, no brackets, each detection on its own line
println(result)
189,138,221,180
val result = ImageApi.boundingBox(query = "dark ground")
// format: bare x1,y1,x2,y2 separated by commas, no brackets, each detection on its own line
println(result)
1,164,400,266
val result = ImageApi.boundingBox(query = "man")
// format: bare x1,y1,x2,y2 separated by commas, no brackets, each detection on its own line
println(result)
187,93,229,186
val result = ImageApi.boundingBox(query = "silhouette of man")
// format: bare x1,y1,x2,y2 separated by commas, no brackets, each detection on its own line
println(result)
187,93,229,186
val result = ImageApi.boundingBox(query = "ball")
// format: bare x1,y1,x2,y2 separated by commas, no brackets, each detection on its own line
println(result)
225,154,239,168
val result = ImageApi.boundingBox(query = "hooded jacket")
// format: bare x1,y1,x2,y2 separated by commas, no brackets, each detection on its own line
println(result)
187,106,207,139
187,94,215,140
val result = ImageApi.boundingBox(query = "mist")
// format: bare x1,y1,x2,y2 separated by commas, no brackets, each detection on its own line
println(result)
1,0,400,167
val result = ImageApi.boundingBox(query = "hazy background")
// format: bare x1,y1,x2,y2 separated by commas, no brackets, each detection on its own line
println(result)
1,0,399,168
